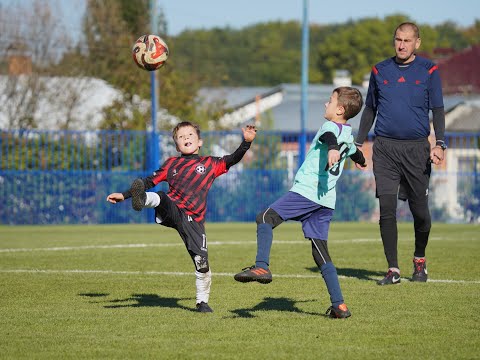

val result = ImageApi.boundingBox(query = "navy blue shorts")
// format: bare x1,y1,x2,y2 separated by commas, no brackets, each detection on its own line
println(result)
270,191,333,240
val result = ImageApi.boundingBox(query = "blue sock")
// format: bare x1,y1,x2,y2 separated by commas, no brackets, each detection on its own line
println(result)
255,223,273,269
320,262,344,308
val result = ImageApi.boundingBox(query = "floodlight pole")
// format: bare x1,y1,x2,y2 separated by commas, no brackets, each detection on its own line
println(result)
149,0,160,172
299,0,309,168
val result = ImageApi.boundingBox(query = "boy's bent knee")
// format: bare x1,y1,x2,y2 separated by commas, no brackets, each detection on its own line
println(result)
256,208,283,228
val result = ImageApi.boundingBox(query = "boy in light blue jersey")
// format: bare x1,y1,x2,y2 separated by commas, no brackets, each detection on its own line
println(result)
234,87,367,319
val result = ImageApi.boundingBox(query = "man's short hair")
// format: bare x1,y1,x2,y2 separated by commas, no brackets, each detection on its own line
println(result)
334,87,364,120
394,22,420,39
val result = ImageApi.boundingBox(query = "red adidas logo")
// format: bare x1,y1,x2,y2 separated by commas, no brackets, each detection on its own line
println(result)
398,76,406,83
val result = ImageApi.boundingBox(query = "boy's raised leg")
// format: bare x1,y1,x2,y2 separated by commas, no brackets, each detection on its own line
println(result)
130,179,146,211
234,223,273,284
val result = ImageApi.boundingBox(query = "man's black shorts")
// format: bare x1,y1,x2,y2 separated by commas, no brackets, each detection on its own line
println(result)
154,191,208,258
372,136,432,202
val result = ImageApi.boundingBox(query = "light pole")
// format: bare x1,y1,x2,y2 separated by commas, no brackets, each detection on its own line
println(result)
299,0,309,168
149,0,160,172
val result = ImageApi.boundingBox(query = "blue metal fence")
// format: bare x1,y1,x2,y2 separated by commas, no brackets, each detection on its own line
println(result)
1,129,479,225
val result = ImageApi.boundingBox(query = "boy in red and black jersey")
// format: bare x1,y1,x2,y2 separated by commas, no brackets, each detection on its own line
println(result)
107,122,257,312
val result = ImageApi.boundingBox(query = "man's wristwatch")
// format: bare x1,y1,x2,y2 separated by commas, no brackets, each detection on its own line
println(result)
436,140,447,151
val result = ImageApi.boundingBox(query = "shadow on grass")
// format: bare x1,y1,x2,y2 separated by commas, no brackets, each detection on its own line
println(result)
79,292,195,312
229,297,323,318
305,266,385,281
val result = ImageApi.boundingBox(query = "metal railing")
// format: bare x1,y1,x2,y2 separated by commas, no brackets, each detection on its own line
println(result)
1,129,478,224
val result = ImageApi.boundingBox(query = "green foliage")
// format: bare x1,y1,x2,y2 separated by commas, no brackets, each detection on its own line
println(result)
463,20,480,45
434,21,471,49
173,21,307,86
117,0,149,37
316,15,408,84
55,0,217,131
173,14,478,87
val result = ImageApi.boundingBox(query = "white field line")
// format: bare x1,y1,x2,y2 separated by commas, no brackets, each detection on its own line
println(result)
0,236,468,253
0,268,479,284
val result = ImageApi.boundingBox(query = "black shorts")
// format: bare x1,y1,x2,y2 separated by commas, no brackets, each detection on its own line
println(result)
154,192,208,258
372,136,431,202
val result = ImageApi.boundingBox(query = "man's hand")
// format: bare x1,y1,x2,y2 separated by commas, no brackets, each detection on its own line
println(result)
430,146,445,165
106,193,125,204
242,124,257,142
354,162,367,170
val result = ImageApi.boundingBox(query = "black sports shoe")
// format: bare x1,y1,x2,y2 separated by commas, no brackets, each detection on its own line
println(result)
412,258,428,282
130,179,146,211
196,302,213,313
234,265,272,284
377,269,401,285
326,303,351,319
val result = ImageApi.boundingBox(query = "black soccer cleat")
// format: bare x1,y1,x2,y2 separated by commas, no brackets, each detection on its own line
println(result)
412,258,428,282
326,303,351,319
377,269,401,285
130,179,146,211
234,265,272,284
196,302,213,313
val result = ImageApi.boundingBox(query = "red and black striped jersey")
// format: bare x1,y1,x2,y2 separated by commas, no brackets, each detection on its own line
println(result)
147,154,227,222
122,140,251,223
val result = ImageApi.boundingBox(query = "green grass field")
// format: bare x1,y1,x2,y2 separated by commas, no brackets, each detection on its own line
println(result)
0,222,478,359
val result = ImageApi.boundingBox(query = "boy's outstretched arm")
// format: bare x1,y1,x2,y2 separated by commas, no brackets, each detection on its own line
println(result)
107,173,162,204
224,124,257,169
106,192,125,204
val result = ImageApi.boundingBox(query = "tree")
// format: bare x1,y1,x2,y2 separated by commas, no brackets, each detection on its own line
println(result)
435,21,470,49
463,20,480,46
315,15,412,85
61,0,226,131
0,0,82,129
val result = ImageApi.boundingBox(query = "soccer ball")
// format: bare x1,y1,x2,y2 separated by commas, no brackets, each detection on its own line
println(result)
132,34,169,71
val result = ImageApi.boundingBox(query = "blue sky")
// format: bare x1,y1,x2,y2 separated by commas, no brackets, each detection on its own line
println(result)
161,0,478,35
1,0,477,37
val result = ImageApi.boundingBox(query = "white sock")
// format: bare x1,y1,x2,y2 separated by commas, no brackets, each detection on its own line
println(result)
144,192,160,208
195,270,212,304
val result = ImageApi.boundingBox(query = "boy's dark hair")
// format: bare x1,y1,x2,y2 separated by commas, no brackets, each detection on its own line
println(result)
395,22,420,39
334,87,363,120
172,121,201,142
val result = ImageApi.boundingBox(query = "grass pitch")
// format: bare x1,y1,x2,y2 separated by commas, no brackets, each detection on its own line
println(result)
0,222,478,359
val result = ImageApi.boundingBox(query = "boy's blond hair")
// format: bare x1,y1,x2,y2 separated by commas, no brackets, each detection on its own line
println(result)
334,87,363,120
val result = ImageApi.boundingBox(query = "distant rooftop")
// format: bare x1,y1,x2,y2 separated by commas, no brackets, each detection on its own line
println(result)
200,83,478,132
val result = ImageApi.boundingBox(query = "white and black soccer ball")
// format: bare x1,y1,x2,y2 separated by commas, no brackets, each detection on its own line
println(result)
132,34,169,71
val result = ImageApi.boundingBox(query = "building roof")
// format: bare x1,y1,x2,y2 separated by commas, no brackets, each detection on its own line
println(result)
200,83,368,132
438,45,480,95
200,83,479,132
0,75,122,130
445,99,480,132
